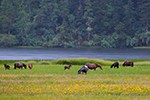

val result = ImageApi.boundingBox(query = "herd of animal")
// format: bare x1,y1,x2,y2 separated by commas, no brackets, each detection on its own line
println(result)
64,61,134,74
4,62,33,70
4,61,134,75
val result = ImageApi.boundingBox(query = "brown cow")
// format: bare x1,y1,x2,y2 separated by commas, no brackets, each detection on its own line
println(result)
123,61,134,67
85,63,102,70
28,63,33,70
14,62,27,69
64,64,72,70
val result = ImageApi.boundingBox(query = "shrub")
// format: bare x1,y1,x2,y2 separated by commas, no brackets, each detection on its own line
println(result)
52,58,112,65
0,34,18,47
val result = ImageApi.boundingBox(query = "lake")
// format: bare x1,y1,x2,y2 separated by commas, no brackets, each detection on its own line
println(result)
0,48,149,60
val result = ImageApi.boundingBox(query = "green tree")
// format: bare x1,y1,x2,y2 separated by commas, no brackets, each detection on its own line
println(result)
137,31,150,46
0,0,149,48
138,0,150,32
0,34,18,47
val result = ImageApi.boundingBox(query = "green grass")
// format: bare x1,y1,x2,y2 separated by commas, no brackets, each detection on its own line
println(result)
0,59,150,100
15,46,44,48
134,46,150,49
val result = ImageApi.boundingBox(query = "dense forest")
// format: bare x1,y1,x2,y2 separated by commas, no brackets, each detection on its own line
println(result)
0,0,150,48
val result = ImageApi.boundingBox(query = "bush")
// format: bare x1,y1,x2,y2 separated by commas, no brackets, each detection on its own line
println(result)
0,34,18,47
52,58,112,65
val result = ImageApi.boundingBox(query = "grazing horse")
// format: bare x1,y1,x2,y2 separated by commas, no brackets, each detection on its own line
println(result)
85,63,102,70
64,64,72,70
28,63,33,70
78,65,88,74
4,64,10,70
14,62,27,69
123,61,134,67
110,62,119,68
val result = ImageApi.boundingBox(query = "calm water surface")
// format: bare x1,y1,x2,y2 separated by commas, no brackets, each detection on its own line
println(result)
0,48,149,60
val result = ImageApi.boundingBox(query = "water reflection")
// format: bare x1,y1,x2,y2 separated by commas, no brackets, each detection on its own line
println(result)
0,48,149,60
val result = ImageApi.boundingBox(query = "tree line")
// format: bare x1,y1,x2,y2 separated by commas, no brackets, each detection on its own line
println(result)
0,0,149,48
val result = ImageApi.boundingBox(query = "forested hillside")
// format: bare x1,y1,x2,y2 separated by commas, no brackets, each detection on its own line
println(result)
0,0,149,48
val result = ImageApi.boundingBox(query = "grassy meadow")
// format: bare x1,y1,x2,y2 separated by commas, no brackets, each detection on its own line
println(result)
0,58,150,100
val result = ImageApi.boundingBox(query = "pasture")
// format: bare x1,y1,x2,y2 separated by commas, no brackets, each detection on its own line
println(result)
0,58,150,100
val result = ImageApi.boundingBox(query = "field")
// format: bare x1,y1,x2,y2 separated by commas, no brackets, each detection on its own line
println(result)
0,58,150,100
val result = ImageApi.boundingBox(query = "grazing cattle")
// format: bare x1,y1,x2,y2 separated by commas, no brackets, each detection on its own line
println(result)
110,62,119,68
4,64,10,70
123,61,134,67
78,65,88,74
14,62,27,69
28,63,33,70
64,64,72,70
85,63,102,70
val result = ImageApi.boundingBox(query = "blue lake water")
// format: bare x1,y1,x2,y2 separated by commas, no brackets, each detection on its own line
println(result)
0,48,149,60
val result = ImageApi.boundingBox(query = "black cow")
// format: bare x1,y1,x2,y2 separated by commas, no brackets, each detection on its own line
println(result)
4,64,10,70
110,62,119,68
78,65,89,74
